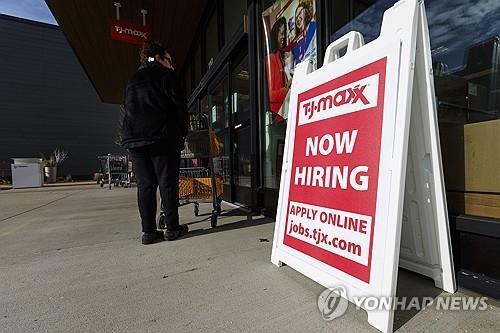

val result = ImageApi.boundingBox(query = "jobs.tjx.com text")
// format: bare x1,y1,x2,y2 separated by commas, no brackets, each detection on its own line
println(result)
286,201,372,266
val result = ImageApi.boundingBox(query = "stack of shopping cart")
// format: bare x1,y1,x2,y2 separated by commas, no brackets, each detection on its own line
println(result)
97,154,133,189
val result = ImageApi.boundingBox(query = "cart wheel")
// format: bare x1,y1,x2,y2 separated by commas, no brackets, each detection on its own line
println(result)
194,204,199,217
100,182,103,188
210,211,217,228
158,214,166,229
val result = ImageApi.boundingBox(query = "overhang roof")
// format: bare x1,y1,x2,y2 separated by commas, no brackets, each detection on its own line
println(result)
45,0,208,104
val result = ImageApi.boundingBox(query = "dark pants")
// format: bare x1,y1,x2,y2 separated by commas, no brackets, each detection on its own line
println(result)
129,143,180,233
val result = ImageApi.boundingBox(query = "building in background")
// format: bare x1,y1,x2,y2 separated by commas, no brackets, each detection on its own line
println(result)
45,0,500,298
0,14,123,180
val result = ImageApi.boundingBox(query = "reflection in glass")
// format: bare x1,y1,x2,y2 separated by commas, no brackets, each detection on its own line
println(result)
232,56,252,187
330,0,500,216
210,80,231,185
331,0,500,125
260,0,314,189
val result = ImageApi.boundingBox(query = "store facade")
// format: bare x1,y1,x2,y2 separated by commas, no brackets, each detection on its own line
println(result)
180,0,325,212
181,0,500,214
46,0,499,297
179,0,500,297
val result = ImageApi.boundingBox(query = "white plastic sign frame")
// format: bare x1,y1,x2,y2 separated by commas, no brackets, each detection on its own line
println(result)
271,1,456,332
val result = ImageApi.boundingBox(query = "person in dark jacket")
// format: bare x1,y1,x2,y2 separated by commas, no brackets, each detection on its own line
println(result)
121,41,189,244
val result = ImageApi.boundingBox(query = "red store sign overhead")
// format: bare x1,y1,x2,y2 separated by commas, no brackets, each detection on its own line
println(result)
110,20,151,45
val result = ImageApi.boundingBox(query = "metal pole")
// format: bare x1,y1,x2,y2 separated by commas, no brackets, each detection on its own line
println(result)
140,9,148,26
107,154,112,189
113,2,121,20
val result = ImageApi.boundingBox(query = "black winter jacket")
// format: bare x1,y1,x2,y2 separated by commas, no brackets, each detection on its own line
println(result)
120,61,188,149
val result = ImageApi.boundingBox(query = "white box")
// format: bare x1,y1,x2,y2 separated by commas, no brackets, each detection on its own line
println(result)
11,160,43,189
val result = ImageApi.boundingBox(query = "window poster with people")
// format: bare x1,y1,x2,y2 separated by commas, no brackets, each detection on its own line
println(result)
262,0,317,122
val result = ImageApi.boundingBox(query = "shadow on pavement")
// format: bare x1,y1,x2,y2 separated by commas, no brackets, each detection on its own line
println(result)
180,208,274,239
393,268,443,330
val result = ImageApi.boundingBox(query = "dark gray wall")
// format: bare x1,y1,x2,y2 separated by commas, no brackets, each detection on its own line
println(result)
0,14,123,179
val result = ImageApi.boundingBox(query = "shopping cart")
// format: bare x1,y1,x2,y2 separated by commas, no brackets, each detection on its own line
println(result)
159,112,223,229
97,154,133,189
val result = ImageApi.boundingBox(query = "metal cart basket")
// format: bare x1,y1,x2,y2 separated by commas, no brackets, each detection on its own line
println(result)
97,154,132,189
159,113,223,229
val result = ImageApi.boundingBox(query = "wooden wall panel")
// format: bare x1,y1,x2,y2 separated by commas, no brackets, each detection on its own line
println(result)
447,192,500,219
440,119,500,194
464,119,500,193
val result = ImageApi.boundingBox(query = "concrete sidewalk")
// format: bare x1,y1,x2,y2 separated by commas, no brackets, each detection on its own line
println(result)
0,184,498,332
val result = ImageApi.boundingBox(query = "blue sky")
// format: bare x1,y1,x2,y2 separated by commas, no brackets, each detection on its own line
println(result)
0,0,57,25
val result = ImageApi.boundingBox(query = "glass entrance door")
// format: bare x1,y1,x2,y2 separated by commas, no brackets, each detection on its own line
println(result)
208,72,232,202
205,55,252,206
230,56,252,204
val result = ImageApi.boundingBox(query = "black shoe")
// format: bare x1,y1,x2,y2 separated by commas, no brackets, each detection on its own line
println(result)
165,225,189,241
142,230,165,245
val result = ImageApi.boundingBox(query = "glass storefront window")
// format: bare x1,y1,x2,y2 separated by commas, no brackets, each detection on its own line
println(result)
201,94,210,122
231,56,252,187
330,0,500,218
210,80,229,130
206,10,219,71
210,79,231,186
224,0,247,42
261,0,318,188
